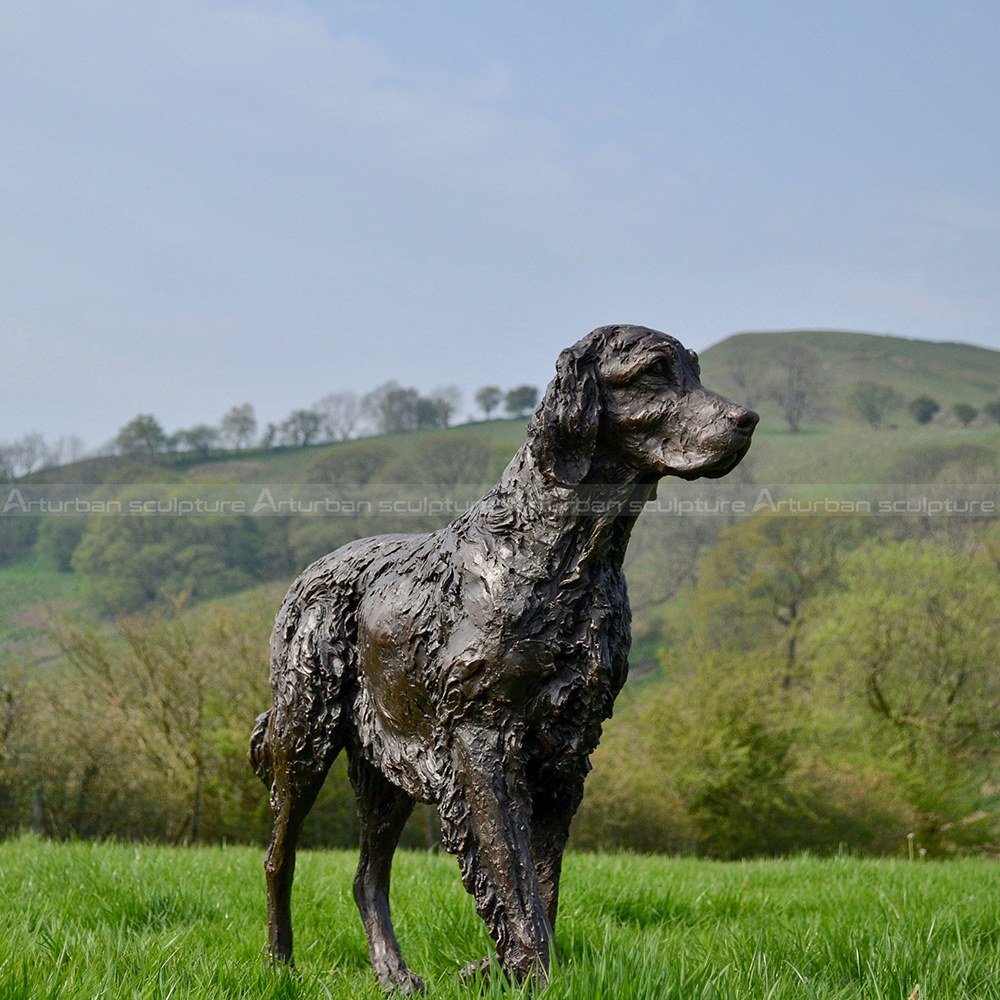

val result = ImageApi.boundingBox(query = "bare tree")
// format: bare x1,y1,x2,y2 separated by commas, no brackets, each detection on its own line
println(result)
362,381,420,434
849,381,905,430
46,435,87,467
0,432,57,477
766,344,823,433
315,392,360,442
429,385,462,428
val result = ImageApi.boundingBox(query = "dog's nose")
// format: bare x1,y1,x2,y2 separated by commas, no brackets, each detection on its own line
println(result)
732,408,759,433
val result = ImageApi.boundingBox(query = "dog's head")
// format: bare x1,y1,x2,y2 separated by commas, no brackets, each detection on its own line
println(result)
527,325,758,485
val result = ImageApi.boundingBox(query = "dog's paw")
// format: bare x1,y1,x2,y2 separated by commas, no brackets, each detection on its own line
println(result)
458,956,493,987
378,968,425,995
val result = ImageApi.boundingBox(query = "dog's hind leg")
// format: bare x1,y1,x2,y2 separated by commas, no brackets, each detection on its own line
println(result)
258,708,342,966
348,749,424,995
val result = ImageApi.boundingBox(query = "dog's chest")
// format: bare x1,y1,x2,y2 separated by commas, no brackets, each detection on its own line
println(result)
523,582,630,764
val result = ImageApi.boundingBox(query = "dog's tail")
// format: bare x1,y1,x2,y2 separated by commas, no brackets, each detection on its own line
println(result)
248,709,274,789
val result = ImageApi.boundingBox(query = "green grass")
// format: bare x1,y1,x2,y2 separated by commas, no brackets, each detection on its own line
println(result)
2,839,999,999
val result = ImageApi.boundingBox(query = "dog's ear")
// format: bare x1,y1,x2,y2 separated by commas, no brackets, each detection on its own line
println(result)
527,344,601,485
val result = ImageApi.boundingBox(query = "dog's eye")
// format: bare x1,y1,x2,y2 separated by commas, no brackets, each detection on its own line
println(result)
648,359,673,380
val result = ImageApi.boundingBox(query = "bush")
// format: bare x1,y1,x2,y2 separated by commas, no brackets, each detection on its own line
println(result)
953,402,978,427
25,600,277,842
575,651,912,858
0,518,37,568
35,517,87,572
908,395,940,425
71,485,291,614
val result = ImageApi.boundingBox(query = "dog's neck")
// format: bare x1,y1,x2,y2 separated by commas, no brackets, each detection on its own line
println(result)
461,444,655,583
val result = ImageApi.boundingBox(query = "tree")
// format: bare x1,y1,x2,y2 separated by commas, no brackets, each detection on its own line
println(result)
174,424,220,458
70,485,290,614
475,386,502,419
220,404,257,449
315,392,360,442
414,397,443,430
362,382,421,434
47,600,274,844
280,409,323,446
812,541,1000,839
849,381,905,430
952,403,978,428
766,344,822,433
685,515,859,686
909,395,940,425
428,386,462,428
504,385,539,419
116,415,168,457
260,423,279,449
0,432,55,477
983,400,1000,425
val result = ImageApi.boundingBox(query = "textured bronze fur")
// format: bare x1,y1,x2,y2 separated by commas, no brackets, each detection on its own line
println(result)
249,324,757,991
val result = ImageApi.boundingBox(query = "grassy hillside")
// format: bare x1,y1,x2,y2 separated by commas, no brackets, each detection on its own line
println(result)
702,328,1000,417
3,839,999,999
699,330,1000,482
4,329,1000,663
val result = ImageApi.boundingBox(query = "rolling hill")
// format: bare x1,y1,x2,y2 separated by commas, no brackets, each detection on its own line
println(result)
4,329,1000,668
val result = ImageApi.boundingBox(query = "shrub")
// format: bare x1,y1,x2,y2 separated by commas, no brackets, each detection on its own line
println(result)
908,395,940,425
953,402,978,427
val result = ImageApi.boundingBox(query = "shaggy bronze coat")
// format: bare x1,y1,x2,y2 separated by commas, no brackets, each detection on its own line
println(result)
249,324,757,991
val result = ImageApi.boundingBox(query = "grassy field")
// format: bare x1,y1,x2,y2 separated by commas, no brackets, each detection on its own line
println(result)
2,839,999,999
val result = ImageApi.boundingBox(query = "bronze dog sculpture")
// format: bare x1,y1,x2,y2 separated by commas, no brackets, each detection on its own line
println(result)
249,324,757,991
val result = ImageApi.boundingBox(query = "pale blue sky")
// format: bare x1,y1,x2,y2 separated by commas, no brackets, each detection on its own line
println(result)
2,1,998,446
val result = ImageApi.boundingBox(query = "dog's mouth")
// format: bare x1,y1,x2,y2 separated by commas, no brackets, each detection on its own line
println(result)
696,437,753,479
666,433,754,481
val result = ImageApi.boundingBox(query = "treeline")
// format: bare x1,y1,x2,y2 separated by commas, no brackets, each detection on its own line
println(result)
3,445,1000,856
3,435,516,614
1,382,539,475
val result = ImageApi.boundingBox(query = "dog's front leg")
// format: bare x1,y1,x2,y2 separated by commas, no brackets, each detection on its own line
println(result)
439,722,552,985
530,773,586,931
